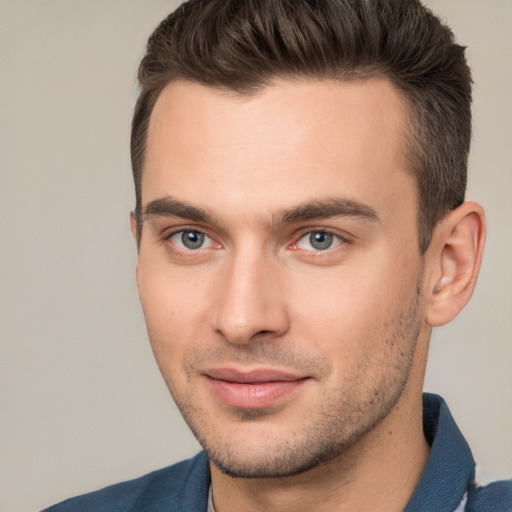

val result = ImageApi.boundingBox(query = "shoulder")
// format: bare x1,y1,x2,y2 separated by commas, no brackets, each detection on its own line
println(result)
41,451,210,512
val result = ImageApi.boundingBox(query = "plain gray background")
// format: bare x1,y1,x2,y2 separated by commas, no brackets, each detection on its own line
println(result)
1,1,510,511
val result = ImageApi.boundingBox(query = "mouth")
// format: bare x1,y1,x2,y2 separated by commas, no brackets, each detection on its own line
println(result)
203,367,310,409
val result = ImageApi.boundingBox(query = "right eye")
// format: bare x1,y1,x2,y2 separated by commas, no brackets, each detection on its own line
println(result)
168,230,217,251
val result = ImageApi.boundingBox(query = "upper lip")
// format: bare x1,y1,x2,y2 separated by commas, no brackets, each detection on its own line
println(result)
204,367,307,383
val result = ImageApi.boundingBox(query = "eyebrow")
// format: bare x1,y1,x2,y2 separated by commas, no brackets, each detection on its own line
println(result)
142,196,379,227
143,197,216,224
273,198,379,226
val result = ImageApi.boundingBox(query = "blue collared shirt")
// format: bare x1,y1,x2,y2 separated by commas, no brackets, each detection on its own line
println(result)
42,394,512,511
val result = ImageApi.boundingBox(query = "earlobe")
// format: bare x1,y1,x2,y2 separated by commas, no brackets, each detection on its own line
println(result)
425,201,486,327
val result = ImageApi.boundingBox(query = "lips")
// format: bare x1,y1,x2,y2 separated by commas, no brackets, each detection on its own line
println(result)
204,368,309,409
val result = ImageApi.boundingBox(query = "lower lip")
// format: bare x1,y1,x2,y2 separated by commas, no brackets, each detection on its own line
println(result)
206,377,308,409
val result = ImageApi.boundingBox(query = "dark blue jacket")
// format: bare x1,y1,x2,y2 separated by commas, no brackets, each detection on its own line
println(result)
42,394,512,511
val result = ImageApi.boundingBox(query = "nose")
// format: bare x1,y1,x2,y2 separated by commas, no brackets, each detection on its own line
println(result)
211,250,290,345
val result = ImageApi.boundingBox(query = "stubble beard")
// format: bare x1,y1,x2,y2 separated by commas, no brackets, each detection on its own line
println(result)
161,284,425,480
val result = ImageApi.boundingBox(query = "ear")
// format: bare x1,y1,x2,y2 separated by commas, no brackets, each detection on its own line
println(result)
130,211,142,255
130,211,138,240
424,201,486,327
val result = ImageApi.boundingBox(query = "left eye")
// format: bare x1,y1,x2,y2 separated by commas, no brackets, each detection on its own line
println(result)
296,231,342,251
169,230,216,250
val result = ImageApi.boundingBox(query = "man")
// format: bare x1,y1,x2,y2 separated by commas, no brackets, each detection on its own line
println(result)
43,0,512,510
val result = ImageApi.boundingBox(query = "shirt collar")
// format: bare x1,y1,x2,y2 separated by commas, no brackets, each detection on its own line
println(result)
404,393,475,511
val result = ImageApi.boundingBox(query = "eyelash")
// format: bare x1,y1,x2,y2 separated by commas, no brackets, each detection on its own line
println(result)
291,230,345,252
164,227,346,253
165,228,219,252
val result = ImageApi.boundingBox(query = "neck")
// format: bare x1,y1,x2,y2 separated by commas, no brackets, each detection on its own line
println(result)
210,385,429,512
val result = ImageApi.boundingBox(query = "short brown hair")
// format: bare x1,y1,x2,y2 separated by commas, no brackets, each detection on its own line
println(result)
131,0,472,253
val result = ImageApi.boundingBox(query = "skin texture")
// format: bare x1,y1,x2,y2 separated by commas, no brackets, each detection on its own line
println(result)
133,79,485,511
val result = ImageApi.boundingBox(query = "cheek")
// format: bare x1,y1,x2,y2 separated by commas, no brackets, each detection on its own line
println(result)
136,262,212,368
290,255,420,363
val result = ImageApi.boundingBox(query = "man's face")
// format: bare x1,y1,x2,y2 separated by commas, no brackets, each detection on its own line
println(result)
136,79,429,478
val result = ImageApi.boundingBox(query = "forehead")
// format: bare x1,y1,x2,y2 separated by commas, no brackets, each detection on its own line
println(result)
143,78,415,224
